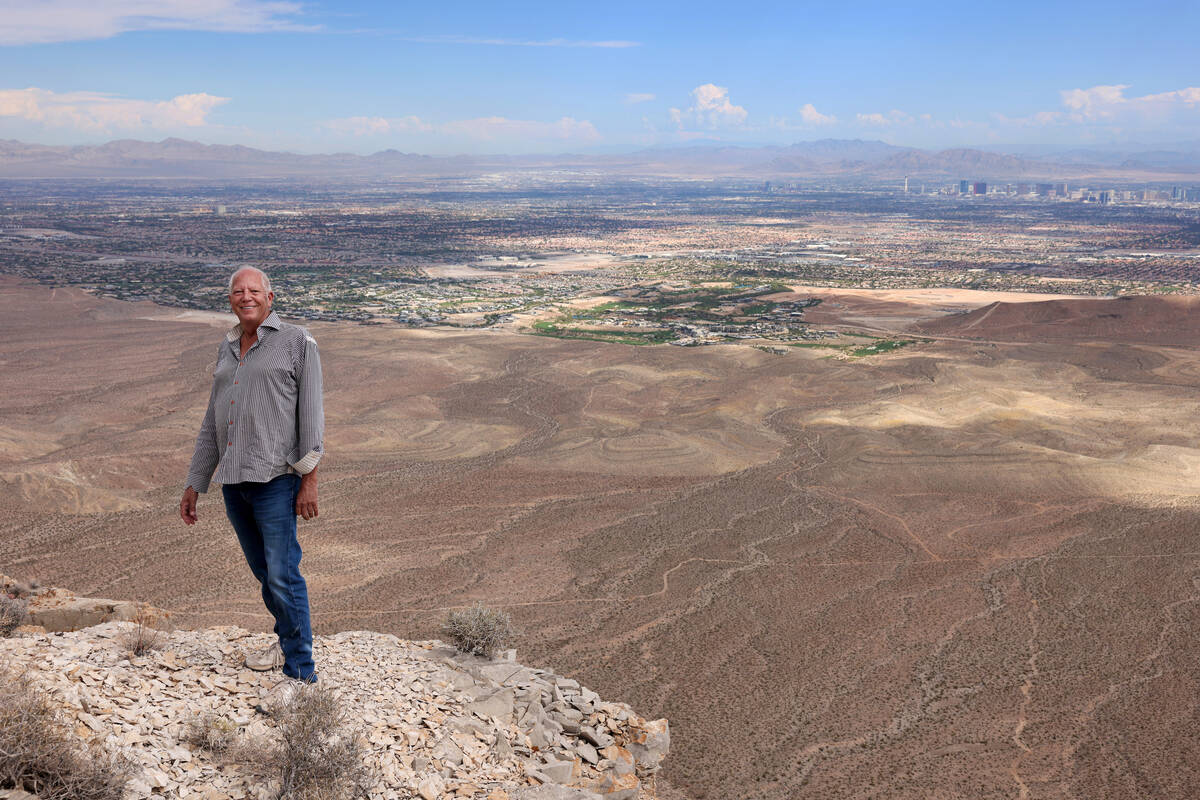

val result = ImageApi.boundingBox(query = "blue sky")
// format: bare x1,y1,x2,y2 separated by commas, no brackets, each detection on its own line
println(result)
0,0,1196,154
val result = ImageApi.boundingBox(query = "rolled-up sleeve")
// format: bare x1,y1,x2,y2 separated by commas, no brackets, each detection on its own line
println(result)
289,334,324,475
185,365,221,493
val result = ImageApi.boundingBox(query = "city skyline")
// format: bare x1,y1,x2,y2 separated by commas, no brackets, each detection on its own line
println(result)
0,0,1197,154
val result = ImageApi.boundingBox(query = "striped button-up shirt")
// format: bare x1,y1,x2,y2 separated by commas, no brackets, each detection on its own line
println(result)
185,311,324,493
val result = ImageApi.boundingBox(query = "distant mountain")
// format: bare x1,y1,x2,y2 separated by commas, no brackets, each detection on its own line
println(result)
873,148,1058,178
0,137,1195,181
0,138,451,178
979,142,1200,173
777,138,911,164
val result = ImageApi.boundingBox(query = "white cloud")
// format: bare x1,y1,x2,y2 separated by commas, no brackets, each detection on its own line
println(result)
996,84,1200,130
324,114,600,143
1140,87,1200,105
0,87,228,130
0,0,312,45
403,35,638,48
798,103,836,125
692,84,748,125
1059,84,1128,118
625,93,655,105
856,109,913,127
673,83,747,129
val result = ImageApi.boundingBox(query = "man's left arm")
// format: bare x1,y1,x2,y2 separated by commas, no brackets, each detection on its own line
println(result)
293,334,324,520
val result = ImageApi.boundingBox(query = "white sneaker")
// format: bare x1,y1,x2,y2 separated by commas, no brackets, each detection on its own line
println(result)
244,641,284,671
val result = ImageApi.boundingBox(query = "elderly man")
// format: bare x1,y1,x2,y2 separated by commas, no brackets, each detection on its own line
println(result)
180,267,323,689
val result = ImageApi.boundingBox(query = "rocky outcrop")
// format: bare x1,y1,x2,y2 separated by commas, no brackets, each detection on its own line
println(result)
0,621,669,800
1,574,170,634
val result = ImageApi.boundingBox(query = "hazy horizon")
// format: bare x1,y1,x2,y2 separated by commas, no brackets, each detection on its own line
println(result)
7,133,1200,162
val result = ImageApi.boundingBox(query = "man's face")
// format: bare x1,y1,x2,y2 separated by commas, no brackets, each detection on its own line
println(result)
229,271,274,329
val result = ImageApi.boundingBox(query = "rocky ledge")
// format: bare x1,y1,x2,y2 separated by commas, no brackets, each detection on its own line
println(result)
0,621,669,800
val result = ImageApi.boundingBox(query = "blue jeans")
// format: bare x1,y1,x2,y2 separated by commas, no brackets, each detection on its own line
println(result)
222,474,316,681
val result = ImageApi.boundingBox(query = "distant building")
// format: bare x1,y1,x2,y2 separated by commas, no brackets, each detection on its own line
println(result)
216,205,227,215
1017,183,1032,195
1035,183,1053,196
1055,183,1068,197
972,182,987,196
1099,190,1113,205
959,180,970,194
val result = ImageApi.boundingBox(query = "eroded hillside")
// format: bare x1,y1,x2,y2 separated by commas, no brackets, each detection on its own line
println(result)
3,280,1200,799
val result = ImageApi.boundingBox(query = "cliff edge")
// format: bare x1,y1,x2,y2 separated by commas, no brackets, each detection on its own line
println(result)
0,580,669,800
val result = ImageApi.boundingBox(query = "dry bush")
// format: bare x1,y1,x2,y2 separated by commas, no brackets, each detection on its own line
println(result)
442,602,516,659
184,712,239,757
266,684,370,800
121,606,164,657
0,596,27,638
186,688,369,798
0,669,128,800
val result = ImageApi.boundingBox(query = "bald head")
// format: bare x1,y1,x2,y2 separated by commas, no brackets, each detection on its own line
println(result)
229,267,274,332
228,267,271,294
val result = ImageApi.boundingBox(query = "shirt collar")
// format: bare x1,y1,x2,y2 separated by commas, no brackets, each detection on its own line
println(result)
225,310,282,343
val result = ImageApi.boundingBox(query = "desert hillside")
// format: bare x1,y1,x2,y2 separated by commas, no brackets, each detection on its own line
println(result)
911,294,1200,346
4,279,1200,798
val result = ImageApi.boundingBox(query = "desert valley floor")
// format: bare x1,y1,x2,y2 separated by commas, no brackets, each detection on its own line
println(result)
4,277,1200,799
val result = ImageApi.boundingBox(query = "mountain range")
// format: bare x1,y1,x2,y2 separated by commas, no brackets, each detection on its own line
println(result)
1,137,1198,181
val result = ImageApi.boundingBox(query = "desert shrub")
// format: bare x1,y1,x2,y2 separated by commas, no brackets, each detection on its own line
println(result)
184,712,239,757
121,606,164,657
0,669,128,800
0,596,27,638
442,602,516,658
267,684,370,800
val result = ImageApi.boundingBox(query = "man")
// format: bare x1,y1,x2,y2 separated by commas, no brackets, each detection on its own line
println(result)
180,267,323,692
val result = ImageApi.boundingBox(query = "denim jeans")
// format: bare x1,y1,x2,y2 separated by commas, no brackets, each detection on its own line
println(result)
222,474,316,681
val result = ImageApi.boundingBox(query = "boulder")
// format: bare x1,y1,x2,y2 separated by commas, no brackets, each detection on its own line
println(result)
598,745,635,776
25,592,168,633
589,772,640,800
626,717,670,775
417,773,445,800
468,687,516,722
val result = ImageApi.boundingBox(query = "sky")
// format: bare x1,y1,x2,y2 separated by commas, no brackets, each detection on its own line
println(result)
0,0,1197,155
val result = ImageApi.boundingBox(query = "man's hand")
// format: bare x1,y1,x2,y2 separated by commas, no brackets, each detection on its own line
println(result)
180,487,199,525
296,468,318,520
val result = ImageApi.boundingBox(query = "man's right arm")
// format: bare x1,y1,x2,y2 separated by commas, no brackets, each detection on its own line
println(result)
181,357,222,524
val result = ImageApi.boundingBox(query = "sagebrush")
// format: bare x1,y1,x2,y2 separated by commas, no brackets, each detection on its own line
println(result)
442,602,516,658
121,606,165,657
184,712,239,757
0,596,27,638
268,684,370,800
0,669,128,800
